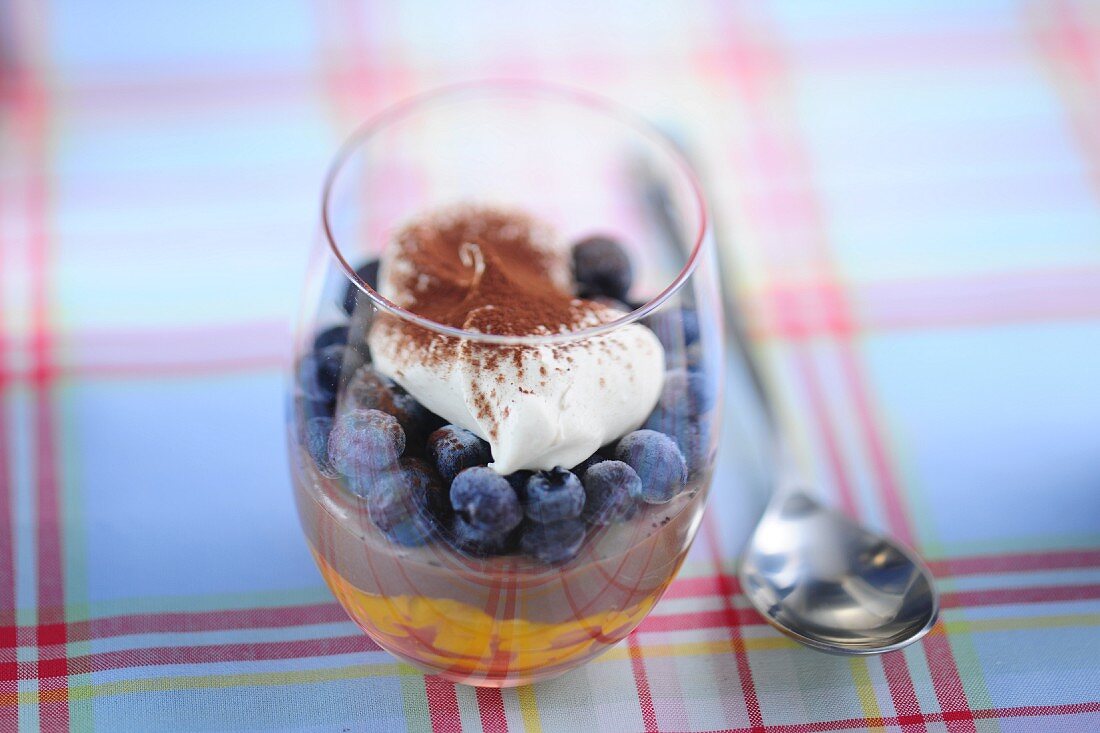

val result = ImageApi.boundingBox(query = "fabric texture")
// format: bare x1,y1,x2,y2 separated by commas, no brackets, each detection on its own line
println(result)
2,0,1099,731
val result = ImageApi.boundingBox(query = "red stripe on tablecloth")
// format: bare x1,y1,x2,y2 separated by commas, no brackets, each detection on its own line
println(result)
928,548,1100,576
71,356,287,381
790,348,859,516
474,687,509,733
749,267,1100,339
714,1,967,725
833,346,918,544
0,27,1026,116
3,553,1097,651
68,320,288,368
735,5,976,723
423,675,462,733
4,575,1098,675
1044,0,1100,200
0,260,1098,384
0,77,17,733
920,630,975,725
24,602,350,643
16,30,71,730
942,583,1100,608
654,701,1100,732
703,514,763,731
881,653,927,733
627,632,659,732
31,634,380,678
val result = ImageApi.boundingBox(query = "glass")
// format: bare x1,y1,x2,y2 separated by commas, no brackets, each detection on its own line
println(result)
288,82,723,686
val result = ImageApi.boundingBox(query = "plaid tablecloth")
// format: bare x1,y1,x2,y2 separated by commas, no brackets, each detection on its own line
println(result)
3,1,1100,731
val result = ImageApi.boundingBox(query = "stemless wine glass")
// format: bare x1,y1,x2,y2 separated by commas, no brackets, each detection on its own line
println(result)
288,82,723,687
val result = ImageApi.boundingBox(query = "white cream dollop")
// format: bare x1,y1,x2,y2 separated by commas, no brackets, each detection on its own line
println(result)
370,308,664,474
368,218,665,475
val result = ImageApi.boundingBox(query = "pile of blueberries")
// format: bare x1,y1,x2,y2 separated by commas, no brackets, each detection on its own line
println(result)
296,236,713,565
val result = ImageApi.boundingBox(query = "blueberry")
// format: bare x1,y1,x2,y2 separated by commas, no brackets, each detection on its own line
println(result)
682,308,700,344
327,408,405,478
582,460,640,526
343,367,435,443
342,259,380,316
675,341,706,374
383,514,439,547
302,397,335,421
450,467,523,534
615,429,687,504
643,391,712,476
646,306,700,350
505,470,532,501
365,458,444,547
313,325,349,351
571,454,604,480
304,416,339,477
449,516,513,557
657,368,715,414
428,425,492,483
572,236,633,300
298,343,349,404
681,420,711,475
523,468,585,524
520,519,586,565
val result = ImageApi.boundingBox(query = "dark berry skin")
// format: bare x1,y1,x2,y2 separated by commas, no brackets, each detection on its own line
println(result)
520,519,586,565
384,514,439,547
572,236,633,300
646,307,701,350
681,308,701,345
298,343,348,404
312,325,349,352
374,457,446,541
304,416,339,477
428,425,492,483
450,516,513,557
657,368,715,414
644,370,713,475
615,429,688,504
582,460,640,526
523,468,585,524
505,470,532,502
571,453,605,480
342,260,381,315
302,397,335,421
328,408,406,479
343,367,434,444
450,467,523,534
365,457,442,537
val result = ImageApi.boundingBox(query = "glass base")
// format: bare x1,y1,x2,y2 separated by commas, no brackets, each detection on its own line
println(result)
310,546,667,686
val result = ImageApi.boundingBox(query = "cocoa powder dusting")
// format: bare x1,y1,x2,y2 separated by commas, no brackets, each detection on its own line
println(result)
388,206,594,341
374,206,623,441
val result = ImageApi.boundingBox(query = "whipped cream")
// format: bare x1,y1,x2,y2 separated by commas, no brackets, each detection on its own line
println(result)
367,207,665,474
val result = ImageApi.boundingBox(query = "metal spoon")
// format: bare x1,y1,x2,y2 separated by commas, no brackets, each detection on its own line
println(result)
634,140,939,654
738,456,939,654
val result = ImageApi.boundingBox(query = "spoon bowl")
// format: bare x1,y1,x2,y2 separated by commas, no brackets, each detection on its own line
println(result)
739,490,939,654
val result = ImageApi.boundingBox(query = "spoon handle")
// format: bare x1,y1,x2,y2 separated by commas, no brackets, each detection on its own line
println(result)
632,136,799,496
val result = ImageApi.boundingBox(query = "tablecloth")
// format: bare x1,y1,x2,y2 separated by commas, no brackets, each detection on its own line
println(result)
2,1,1099,731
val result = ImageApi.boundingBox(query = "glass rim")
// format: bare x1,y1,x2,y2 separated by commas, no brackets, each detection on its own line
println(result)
320,80,709,346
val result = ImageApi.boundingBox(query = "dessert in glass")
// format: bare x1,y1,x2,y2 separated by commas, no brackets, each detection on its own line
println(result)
288,82,723,687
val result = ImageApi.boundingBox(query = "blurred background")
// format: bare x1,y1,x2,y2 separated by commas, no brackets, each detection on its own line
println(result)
1,1,1099,731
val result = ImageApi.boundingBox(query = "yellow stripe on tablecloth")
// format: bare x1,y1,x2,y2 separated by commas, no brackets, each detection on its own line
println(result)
516,683,543,733
943,613,1100,633
849,657,886,733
